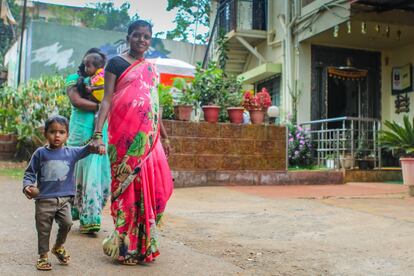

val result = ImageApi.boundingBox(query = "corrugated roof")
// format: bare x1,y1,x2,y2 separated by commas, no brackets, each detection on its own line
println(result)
32,0,99,8
354,0,414,12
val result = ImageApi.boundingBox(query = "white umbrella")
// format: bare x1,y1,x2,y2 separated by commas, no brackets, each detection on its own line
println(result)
147,58,195,77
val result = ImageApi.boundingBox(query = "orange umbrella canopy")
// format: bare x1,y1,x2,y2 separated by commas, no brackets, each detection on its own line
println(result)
148,58,195,86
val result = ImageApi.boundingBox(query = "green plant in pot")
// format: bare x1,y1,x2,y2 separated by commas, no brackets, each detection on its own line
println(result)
379,115,414,192
325,153,337,169
354,131,374,170
221,75,243,124
192,62,223,123
172,77,195,121
158,84,174,120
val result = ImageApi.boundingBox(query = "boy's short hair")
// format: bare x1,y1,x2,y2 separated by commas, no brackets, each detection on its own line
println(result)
84,53,105,69
44,115,69,132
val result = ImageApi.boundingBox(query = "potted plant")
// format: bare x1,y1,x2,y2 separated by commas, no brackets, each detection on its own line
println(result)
340,153,354,169
157,84,174,120
355,148,375,170
171,78,194,121
353,130,373,170
379,115,414,192
242,88,272,124
325,153,337,169
226,94,244,124
222,81,244,124
192,63,223,123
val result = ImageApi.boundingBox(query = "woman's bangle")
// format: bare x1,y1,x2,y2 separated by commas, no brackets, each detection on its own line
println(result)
96,103,100,111
164,138,170,144
92,132,103,139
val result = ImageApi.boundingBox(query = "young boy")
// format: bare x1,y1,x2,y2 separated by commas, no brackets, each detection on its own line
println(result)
23,115,96,270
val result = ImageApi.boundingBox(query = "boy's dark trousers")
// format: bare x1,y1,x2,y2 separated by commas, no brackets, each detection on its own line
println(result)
35,197,73,255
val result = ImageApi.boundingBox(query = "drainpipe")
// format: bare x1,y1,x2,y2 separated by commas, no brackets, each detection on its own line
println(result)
284,0,292,121
284,0,299,123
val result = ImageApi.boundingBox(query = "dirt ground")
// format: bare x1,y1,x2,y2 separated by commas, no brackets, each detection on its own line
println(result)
1,174,414,276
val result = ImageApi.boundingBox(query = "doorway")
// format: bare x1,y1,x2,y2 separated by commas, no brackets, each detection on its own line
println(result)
327,67,368,128
311,46,381,121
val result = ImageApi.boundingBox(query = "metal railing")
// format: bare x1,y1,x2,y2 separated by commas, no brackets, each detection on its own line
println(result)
300,117,382,169
202,0,267,68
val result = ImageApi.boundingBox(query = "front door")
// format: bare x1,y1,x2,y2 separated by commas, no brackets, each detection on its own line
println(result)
311,46,381,121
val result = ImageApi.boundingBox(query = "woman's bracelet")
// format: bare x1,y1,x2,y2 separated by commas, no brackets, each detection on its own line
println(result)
92,132,103,139
96,103,100,111
164,138,170,144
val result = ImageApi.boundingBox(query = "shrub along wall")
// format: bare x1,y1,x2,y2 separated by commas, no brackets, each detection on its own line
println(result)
163,120,287,186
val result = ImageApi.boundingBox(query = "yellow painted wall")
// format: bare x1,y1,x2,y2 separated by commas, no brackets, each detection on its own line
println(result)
297,42,312,123
382,43,414,124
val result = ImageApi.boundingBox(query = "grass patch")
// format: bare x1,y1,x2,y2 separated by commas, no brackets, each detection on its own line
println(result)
0,168,24,178
383,180,404,185
288,165,329,171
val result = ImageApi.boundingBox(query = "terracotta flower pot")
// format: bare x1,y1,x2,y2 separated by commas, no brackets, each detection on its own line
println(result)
249,109,265,124
0,134,18,160
227,107,244,124
400,157,414,186
174,105,193,121
202,105,220,123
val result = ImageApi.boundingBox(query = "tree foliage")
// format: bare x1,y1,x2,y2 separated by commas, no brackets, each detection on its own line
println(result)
166,0,210,44
78,2,137,32
0,0,20,70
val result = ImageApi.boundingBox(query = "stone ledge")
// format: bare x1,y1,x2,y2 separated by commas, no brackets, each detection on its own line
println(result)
344,169,402,183
172,170,344,187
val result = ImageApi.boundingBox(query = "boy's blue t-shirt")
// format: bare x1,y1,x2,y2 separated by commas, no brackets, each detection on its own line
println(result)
23,146,90,199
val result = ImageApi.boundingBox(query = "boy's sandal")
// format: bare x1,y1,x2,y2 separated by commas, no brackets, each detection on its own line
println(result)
52,247,70,265
120,257,138,266
36,258,52,270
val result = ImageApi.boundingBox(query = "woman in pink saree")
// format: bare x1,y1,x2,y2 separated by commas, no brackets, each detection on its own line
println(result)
92,20,173,264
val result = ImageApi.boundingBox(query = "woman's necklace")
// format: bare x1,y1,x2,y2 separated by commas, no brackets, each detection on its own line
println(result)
127,50,142,60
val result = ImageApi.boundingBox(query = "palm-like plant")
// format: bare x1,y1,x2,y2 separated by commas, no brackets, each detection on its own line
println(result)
379,115,414,157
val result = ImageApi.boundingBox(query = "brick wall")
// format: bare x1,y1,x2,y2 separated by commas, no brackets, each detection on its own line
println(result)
163,120,287,172
163,120,288,186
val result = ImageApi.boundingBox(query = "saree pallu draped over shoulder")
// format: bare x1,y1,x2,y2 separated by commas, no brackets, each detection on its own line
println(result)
102,59,173,263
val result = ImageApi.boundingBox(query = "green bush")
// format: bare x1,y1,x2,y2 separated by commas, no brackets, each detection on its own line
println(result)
0,75,71,159
157,84,174,120
379,115,414,157
191,62,243,122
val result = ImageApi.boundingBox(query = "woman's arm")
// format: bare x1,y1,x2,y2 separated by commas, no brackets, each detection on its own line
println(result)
67,86,99,112
159,119,170,157
94,71,116,133
91,71,116,154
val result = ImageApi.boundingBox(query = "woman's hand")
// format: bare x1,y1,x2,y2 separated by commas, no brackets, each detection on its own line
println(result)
91,137,106,155
162,139,171,158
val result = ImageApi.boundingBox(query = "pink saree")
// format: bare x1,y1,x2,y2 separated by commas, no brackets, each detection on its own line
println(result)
102,59,173,263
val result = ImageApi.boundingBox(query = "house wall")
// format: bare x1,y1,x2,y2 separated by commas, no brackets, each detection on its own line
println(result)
6,21,206,86
296,41,414,126
382,43,414,124
297,42,312,123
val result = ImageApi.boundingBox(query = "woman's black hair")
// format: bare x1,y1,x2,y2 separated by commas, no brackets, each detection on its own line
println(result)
44,115,69,132
127,20,153,36
76,48,107,97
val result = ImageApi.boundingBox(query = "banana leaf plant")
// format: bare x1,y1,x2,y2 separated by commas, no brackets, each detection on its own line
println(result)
379,115,414,157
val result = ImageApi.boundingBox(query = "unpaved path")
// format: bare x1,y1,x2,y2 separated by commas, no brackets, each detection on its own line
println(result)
1,175,414,275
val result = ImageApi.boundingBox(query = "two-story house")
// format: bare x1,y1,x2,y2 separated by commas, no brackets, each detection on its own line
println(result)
206,0,414,167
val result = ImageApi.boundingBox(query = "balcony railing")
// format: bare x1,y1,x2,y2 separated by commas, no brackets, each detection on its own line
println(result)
218,0,267,33
203,0,267,68
300,117,382,169
302,0,316,7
